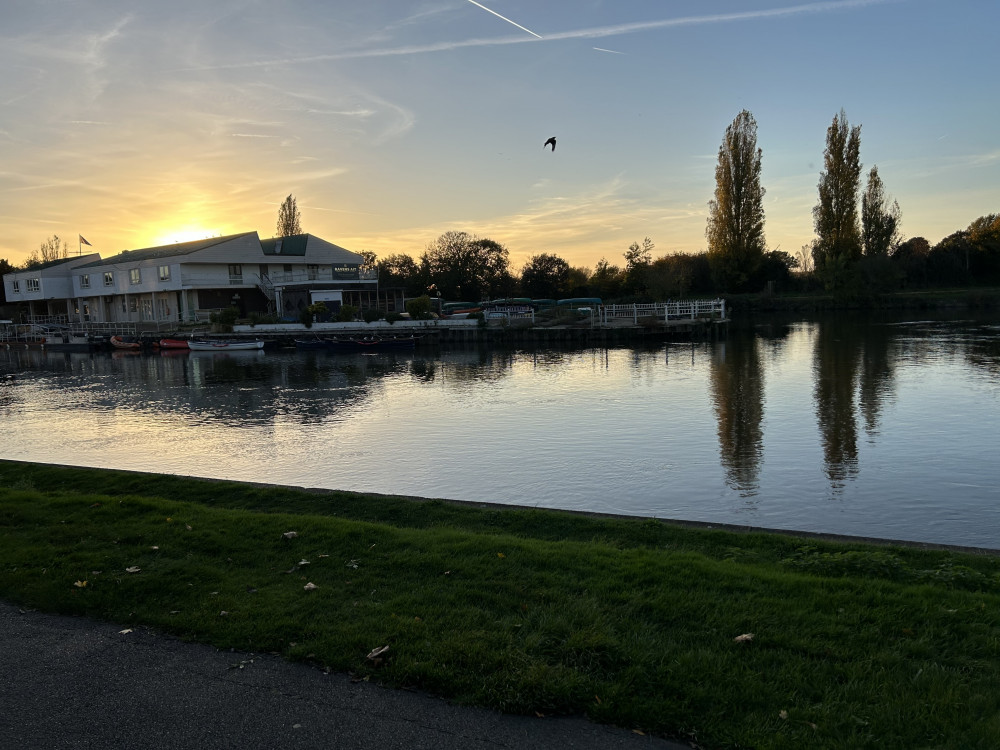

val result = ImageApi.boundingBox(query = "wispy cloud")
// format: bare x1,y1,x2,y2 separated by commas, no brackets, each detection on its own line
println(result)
187,0,898,71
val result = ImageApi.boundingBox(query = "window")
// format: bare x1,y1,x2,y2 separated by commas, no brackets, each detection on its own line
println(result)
228,264,243,284
129,298,138,313
11,280,19,293
129,268,141,285
307,264,319,280
26,278,40,292
104,271,114,286
158,265,171,282
80,274,90,289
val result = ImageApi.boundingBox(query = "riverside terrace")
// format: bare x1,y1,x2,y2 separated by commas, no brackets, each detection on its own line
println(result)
2,299,728,349
202,299,728,346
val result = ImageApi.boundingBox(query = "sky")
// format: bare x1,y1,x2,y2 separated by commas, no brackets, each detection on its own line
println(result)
1,0,997,271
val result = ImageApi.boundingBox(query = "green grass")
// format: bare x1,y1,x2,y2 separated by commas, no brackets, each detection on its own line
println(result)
2,461,999,749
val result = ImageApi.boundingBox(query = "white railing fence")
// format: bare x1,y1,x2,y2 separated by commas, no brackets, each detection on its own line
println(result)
599,299,726,325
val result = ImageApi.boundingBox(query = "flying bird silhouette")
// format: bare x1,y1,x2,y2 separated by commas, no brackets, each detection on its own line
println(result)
543,137,556,151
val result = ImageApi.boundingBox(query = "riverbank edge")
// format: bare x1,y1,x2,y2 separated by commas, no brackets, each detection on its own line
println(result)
7,460,998,557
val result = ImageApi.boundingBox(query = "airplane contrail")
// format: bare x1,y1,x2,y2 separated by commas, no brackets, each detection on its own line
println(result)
466,0,542,39
183,0,898,71
593,47,626,55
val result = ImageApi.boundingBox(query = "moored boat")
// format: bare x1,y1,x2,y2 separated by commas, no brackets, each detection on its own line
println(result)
187,339,265,351
159,338,190,349
110,335,142,350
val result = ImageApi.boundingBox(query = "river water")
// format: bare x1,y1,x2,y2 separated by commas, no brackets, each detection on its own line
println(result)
1,312,998,549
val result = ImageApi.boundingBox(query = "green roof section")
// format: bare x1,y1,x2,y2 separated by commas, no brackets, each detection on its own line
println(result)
260,234,309,256
75,232,258,268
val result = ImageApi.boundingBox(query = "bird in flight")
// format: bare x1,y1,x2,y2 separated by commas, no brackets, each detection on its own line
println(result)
543,137,556,151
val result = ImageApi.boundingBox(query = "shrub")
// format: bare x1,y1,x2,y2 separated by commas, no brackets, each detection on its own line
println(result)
385,311,403,325
406,295,434,320
362,308,383,323
299,307,313,328
337,304,358,322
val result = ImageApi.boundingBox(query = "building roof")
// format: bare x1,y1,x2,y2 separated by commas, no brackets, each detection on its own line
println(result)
76,232,258,269
14,255,89,273
261,235,308,256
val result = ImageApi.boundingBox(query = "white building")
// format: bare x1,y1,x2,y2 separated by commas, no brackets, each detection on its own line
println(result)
3,232,386,325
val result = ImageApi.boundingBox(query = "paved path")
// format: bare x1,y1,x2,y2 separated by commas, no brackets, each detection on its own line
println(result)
0,601,687,749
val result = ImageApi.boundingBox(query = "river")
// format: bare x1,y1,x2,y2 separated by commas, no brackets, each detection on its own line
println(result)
1,311,998,549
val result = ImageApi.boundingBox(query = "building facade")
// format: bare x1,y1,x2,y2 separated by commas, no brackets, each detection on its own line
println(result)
2,232,388,325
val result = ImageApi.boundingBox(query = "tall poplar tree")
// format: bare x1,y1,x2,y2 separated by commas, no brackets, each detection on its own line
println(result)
813,110,862,274
276,194,302,237
861,166,901,257
706,109,766,291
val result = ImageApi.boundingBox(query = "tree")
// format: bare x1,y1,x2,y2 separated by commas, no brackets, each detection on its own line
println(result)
861,166,901,257
891,237,930,288
520,253,570,299
420,231,511,301
276,194,302,237
813,110,863,278
589,258,624,300
706,109,767,291
357,250,377,272
377,253,422,295
623,237,654,296
0,258,14,303
22,235,68,268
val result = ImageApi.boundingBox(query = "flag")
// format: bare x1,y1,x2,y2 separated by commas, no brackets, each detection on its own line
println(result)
79,235,92,246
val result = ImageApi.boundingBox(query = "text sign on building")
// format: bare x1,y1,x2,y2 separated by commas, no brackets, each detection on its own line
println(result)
332,265,360,280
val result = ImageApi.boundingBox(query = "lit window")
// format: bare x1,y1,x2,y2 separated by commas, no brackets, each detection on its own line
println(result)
129,268,141,285
158,265,171,282
11,280,19,293
26,278,40,292
104,271,114,286
80,274,90,289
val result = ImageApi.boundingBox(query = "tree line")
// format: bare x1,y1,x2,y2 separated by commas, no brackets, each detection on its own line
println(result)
4,118,998,309
368,108,999,302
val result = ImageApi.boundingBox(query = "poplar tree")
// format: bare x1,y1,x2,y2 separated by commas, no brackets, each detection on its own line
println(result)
706,109,766,291
861,166,901,257
813,110,863,273
276,194,302,237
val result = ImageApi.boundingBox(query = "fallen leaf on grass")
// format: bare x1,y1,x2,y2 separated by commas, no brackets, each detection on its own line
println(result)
304,582,318,591
219,611,229,616
125,566,141,574
298,559,310,566
346,559,359,569
282,531,298,539
366,645,390,661
733,633,754,643
74,580,87,588
119,628,133,634
779,710,788,720
631,729,645,736
497,552,506,559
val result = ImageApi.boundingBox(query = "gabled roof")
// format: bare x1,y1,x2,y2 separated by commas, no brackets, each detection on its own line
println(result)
16,255,88,273
76,232,259,268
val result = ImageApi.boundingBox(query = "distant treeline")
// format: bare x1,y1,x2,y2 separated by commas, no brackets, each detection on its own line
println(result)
365,214,1000,306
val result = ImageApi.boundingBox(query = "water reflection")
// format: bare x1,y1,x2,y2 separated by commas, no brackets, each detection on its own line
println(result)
2,313,999,548
709,336,764,497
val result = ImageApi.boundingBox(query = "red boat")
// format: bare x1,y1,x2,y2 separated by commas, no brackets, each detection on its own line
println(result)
158,338,190,349
110,335,142,350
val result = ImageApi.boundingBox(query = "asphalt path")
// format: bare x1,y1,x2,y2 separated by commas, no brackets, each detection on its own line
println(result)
0,600,687,749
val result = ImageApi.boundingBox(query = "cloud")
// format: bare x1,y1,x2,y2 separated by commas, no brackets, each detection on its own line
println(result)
187,0,900,70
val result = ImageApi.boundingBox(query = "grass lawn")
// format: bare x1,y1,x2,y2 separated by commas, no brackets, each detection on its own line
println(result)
1,460,998,749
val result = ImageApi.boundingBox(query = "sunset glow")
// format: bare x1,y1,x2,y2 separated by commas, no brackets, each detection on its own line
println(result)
2,1,997,269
